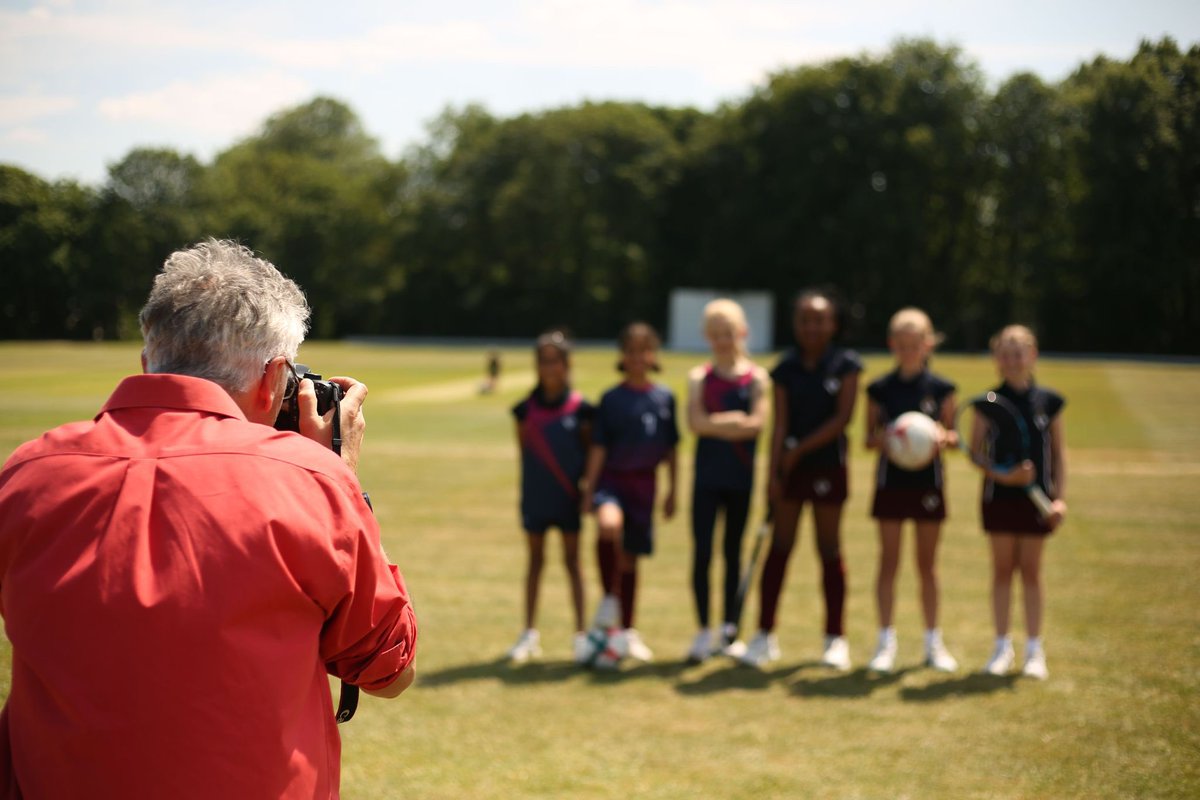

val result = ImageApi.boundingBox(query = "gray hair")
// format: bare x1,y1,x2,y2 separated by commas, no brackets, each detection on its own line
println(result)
139,239,310,393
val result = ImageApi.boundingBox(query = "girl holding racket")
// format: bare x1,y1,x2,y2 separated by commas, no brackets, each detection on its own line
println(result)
970,325,1067,679
581,322,679,665
509,330,594,664
863,308,959,673
685,299,769,662
739,289,863,670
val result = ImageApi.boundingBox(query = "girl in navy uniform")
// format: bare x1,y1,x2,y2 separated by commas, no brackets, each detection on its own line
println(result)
508,330,594,663
863,308,959,673
685,300,769,662
972,325,1067,679
581,322,679,665
739,289,863,670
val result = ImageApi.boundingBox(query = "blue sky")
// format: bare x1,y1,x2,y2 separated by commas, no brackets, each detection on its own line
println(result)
2,0,1198,185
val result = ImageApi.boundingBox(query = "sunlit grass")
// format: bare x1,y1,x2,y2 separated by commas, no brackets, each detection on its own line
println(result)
0,342,1196,798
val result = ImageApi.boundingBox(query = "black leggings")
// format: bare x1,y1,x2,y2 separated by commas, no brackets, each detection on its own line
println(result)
691,486,752,628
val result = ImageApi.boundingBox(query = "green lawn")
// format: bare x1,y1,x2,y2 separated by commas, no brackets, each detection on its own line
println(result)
1,342,1197,799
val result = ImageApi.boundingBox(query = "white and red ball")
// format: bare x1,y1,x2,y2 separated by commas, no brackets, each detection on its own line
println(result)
884,411,940,471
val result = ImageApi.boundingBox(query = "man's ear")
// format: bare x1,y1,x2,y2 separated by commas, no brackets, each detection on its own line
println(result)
257,358,287,413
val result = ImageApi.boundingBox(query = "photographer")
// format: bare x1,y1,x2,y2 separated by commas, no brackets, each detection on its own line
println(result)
0,240,417,798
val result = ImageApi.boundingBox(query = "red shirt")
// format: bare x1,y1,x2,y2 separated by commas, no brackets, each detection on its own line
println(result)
0,375,417,799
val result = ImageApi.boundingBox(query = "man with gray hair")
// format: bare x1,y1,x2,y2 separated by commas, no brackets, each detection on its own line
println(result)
0,239,417,798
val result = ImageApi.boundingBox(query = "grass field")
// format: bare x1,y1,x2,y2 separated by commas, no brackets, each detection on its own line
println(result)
0,341,1197,799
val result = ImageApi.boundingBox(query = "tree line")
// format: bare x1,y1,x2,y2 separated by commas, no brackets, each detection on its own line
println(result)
2,38,1196,353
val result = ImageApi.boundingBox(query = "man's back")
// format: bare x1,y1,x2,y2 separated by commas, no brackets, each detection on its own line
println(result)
0,374,416,799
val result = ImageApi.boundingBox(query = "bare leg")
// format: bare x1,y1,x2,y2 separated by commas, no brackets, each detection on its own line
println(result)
914,521,943,631
524,533,546,630
1016,536,1046,639
595,503,625,597
990,535,1018,638
561,531,585,632
875,520,903,628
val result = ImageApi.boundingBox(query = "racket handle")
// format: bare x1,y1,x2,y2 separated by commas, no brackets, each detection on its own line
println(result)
1026,486,1056,521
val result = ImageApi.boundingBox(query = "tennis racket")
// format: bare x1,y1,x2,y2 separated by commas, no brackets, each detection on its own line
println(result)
953,391,1056,520
729,505,773,641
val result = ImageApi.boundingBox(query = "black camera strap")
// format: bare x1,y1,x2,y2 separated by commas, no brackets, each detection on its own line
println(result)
326,391,361,724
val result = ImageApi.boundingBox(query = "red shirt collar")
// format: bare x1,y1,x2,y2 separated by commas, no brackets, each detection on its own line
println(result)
99,374,248,421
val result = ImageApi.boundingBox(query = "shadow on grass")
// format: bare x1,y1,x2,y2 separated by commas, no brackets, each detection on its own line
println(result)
788,665,912,698
898,671,1019,702
418,657,583,688
673,659,808,696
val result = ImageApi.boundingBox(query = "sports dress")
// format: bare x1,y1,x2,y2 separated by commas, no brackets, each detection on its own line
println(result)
512,387,594,534
867,368,955,521
691,366,758,628
980,381,1066,536
770,347,864,504
591,382,680,555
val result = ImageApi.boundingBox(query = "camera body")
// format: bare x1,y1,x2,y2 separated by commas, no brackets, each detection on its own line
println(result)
274,369,343,432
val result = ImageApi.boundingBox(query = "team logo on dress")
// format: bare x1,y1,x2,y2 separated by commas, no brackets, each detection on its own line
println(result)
1034,413,1049,431
738,386,750,401
563,415,577,431
920,397,938,415
823,377,841,395
814,479,832,497
922,493,941,511
642,411,658,435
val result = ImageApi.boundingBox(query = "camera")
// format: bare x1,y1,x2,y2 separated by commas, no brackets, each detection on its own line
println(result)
274,368,344,432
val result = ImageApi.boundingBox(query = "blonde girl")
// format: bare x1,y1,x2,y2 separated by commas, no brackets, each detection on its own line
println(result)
863,308,958,673
684,300,769,662
971,325,1067,679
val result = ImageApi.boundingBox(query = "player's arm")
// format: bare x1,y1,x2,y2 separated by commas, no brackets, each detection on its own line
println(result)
581,444,606,513
864,398,884,450
1048,414,1068,517
767,383,789,502
662,447,678,519
725,366,770,442
938,392,959,450
968,410,1033,486
687,366,752,440
782,371,860,472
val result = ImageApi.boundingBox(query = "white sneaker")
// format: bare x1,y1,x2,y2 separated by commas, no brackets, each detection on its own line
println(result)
572,632,592,665
592,594,620,629
984,638,1015,676
868,633,897,673
507,628,541,663
686,629,713,663
1022,647,1049,680
738,631,780,668
924,631,958,672
623,628,654,663
719,624,747,658
821,635,852,671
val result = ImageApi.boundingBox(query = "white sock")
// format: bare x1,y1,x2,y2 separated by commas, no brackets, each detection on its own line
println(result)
996,634,1013,650
924,628,942,648
1026,636,1043,655
879,626,897,645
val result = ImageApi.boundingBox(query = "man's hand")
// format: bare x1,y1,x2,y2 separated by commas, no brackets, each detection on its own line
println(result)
298,376,368,472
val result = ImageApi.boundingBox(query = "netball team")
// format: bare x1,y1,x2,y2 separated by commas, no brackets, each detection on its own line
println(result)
507,294,1067,680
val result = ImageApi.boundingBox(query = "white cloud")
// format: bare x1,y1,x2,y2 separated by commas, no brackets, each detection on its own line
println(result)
0,94,78,126
98,72,310,136
5,127,50,144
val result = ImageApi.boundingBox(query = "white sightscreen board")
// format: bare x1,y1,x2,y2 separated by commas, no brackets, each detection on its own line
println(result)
668,289,774,353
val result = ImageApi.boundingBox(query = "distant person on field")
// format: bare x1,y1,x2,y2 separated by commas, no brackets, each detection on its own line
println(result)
684,299,768,662
971,325,1067,680
0,239,417,799
508,329,594,664
738,288,862,671
863,308,959,674
481,349,502,394
581,322,679,667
